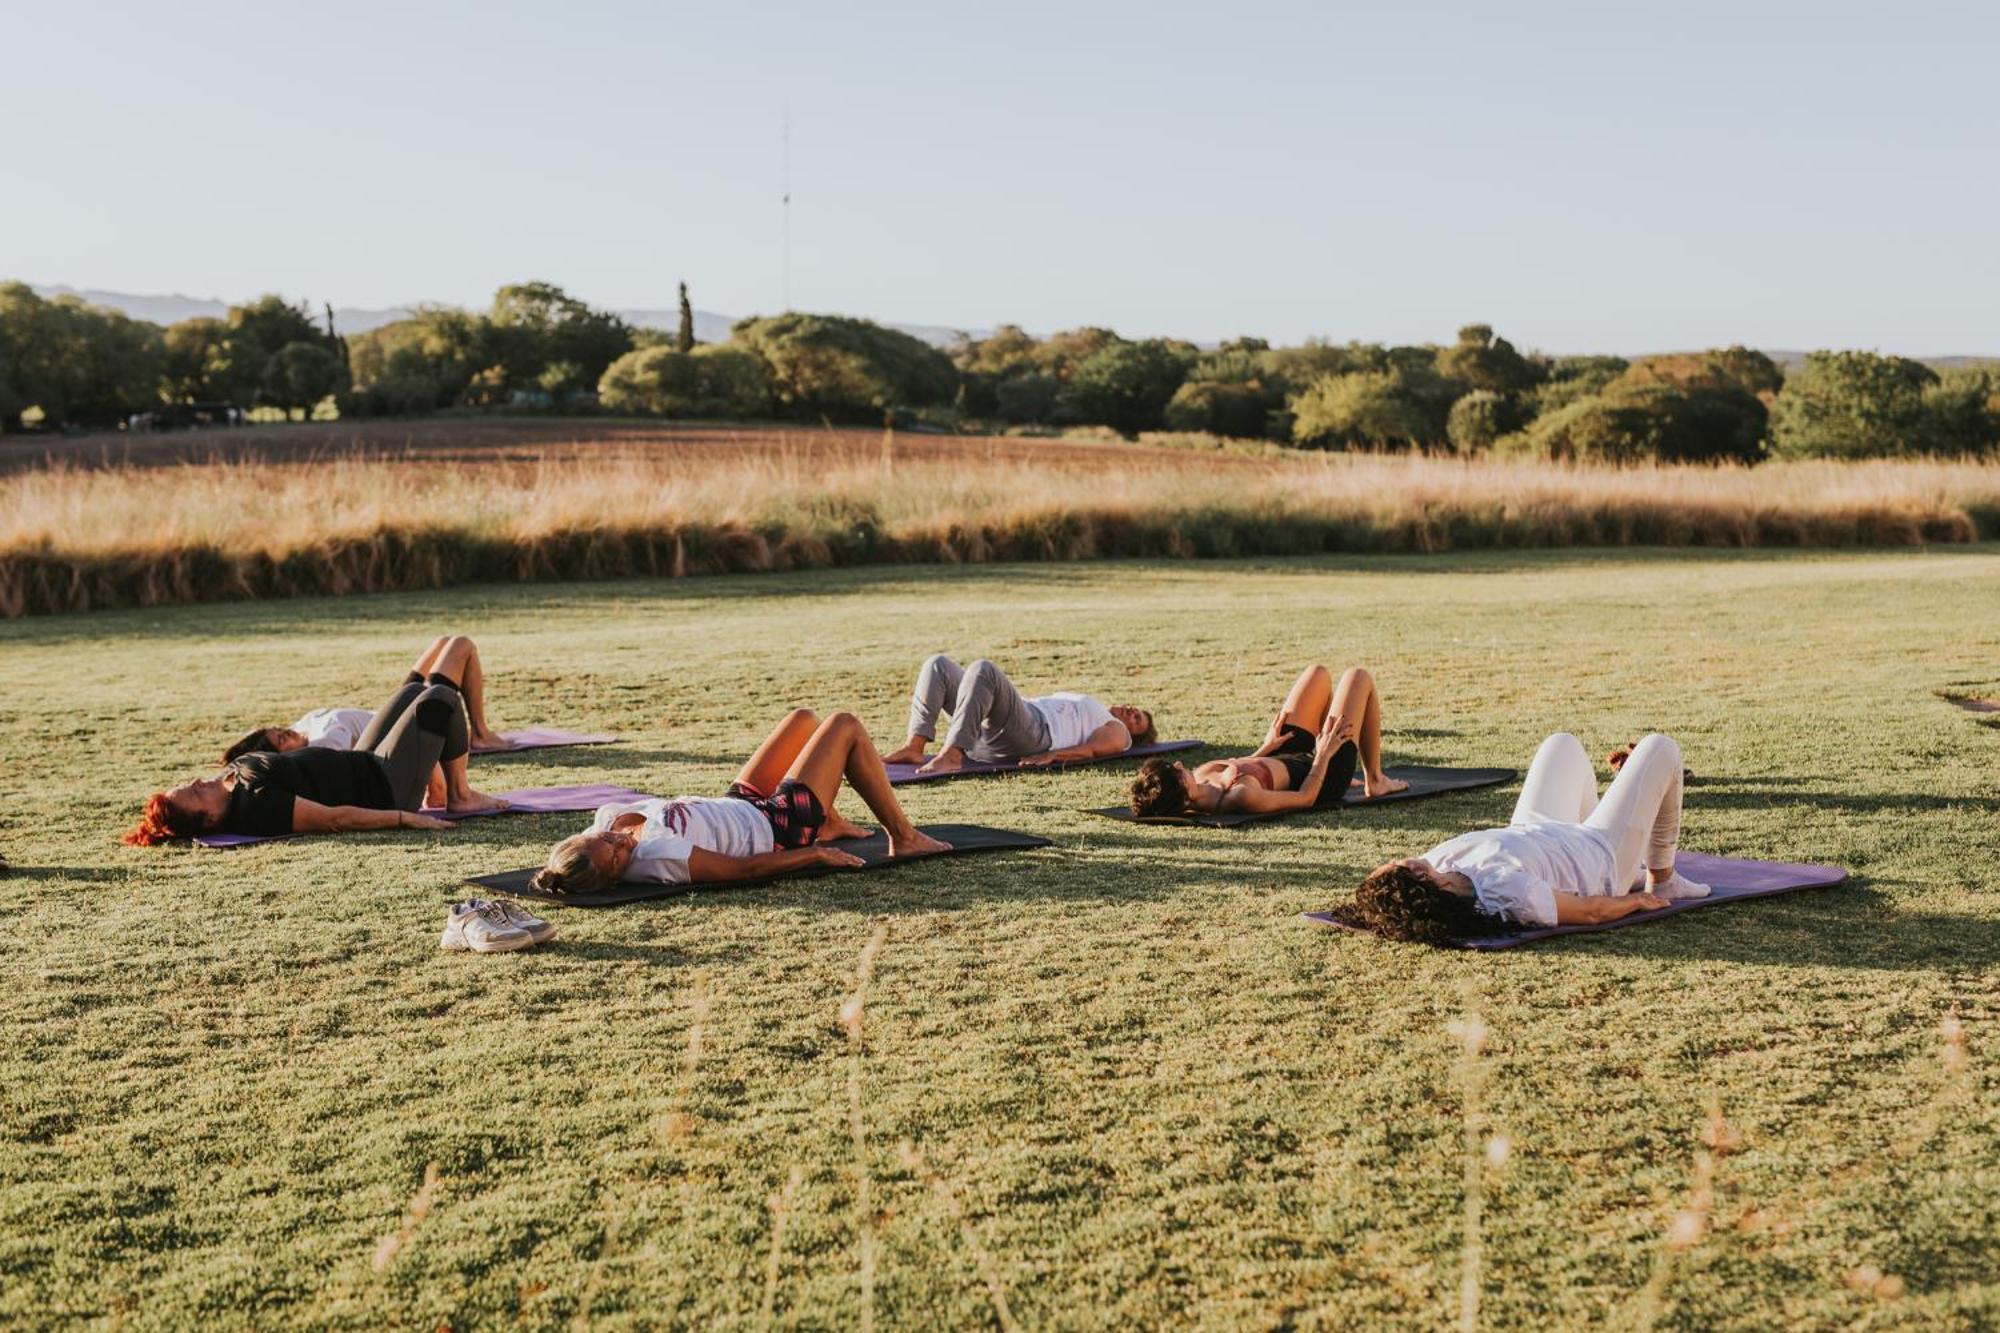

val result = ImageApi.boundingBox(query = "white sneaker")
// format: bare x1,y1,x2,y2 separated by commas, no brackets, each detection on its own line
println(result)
1650,871,1712,901
487,898,558,945
440,900,535,953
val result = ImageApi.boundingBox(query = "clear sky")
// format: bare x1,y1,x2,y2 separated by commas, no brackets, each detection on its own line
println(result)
7,0,1997,353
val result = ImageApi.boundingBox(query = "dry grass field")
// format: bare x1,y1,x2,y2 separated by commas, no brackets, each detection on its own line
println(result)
2,418,1998,617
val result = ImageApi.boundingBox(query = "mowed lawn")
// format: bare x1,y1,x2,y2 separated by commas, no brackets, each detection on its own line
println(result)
1,550,1996,1330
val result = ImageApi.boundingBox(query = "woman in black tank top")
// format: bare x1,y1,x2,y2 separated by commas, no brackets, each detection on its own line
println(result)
124,639,506,844
1126,664,1408,820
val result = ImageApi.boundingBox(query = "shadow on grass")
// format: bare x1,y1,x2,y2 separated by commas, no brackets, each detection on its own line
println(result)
1517,879,1999,972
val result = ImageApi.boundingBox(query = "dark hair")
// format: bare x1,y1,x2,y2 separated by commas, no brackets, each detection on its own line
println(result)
1128,709,1157,747
1128,756,1190,819
1349,863,1502,945
223,727,286,765
123,790,211,846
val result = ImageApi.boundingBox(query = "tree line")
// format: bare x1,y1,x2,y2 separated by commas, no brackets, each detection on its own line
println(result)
2,278,1995,462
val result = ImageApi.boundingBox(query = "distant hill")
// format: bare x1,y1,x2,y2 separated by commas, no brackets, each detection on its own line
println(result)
28,284,977,349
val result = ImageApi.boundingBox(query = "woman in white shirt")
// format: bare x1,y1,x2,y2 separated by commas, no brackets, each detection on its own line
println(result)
882,654,1154,775
223,634,509,763
530,708,951,893
1350,732,1710,943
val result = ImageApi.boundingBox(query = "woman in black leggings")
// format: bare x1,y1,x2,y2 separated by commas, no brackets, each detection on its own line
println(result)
124,640,505,844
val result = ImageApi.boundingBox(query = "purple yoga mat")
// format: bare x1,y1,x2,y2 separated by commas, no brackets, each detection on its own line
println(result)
1301,852,1849,950
887,738,1204,785
470,727,619,754
193,783,653,848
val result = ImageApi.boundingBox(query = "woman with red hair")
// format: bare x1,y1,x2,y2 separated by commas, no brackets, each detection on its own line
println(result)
125,638,503,845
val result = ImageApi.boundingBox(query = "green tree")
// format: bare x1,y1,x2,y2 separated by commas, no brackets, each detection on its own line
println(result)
1437,324,1540,393
1291,370,1440,449
0,283,163,428
1618,346,1783,398
221,295,326,405
1768,351,1940,458
730,313,956,418
489,281,633,399
598,345,773,417
1919,369,2000,457
1512,385,1766,463
162,317,231,402
677,281,695,353
1056,339,1193,435
1161,380,1276,439
1446,390,1524,452
261,342,348,417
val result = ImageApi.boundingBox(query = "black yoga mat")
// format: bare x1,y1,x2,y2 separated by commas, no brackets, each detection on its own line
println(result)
1086,765,1516,827
886,739,1203,785
1302,852,1848,950
465,823,1053,906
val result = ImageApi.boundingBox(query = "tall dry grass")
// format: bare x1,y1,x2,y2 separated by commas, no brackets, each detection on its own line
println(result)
3,447,1997,615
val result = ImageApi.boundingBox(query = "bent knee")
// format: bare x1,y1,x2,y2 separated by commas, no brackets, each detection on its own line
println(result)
1633,733,1681,764
824,709,863,732
782,706,819,728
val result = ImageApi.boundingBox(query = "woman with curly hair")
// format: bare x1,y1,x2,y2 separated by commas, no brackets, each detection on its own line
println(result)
1350,732,1710,944
123,637,504,846
1126,664,1405,820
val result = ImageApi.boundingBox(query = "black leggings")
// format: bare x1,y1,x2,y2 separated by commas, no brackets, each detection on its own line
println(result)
1272,727,1359,809
356,672,469,810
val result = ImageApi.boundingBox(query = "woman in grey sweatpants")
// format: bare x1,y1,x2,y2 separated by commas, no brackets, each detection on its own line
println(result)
880,654,1155,775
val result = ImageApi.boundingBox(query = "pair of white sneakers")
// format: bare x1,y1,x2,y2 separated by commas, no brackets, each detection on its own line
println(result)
440,898,558,953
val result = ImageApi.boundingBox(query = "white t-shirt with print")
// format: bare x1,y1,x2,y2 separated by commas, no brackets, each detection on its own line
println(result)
291,707,376,751
1029,692,1116,751
590,796,774,885
1422,822,1619,928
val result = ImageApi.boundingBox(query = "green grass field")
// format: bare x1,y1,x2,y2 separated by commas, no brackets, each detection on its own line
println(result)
2,550,1996,1330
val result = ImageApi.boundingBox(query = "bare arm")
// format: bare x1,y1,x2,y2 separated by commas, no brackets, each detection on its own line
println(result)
290,798,453,834
1018,720,1133,768
1552,891,1668,924
685,845,863,884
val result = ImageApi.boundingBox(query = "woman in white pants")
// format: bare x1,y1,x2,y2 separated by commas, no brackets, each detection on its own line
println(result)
1350,732,1709,943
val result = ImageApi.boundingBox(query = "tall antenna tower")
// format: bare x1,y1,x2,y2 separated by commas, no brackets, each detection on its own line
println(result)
781,103,792,312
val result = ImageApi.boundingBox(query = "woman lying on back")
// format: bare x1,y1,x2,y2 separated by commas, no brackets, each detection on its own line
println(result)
1126,665,1406,819
1347,732,1709,943
531,708,948,894
222,634,510,762
123,638,504,844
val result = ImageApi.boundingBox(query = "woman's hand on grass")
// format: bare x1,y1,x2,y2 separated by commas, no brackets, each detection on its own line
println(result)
403,812,454,831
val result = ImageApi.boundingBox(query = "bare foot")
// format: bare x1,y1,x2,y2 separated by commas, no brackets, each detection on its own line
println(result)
447,790,511,814
821,812,873,841
1363,774,1410,799
880,740,928,766
916,749,966,775
469,731,514,752
889,828,952,858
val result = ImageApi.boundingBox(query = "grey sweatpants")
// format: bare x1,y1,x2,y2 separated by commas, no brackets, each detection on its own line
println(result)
906,655,1051,761
356,676,470,810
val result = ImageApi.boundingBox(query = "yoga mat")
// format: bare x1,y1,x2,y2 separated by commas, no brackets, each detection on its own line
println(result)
194,783,655,848
1087,765,1516,826
1301,852,1849,950
466,823,1053,906
887,739,1204,785
471,727,619,754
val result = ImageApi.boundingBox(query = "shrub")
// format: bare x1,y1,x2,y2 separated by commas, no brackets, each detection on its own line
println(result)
1446,391,1523,453
731,313,957,419
598,345,773,417
1162,380,1277,439
1290,366,1453,450
1437,324,1542,394
1617,346,1784,398
989,372,1059,425
1512,385,1766,464
1056,340,1192,436
1768,350,1940,459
